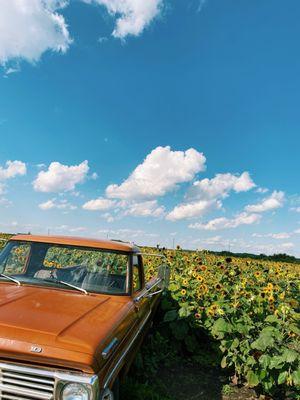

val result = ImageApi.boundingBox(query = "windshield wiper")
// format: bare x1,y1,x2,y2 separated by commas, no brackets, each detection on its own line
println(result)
42,278,88,295
0,273,21,286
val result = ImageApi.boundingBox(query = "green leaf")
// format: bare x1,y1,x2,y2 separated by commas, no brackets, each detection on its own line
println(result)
282,349,299,363
178,306,191,318
235,323,250,335
292,369,300,386
265,315,279,324
246,371,259,388
221,356,227,368
259,354,272,369
269,356,284,370
251,327,275,351
231,338,240,350
211,318,232,339
278,371,288,385
288,323,300,336
169,283,180,292
163,310,178,322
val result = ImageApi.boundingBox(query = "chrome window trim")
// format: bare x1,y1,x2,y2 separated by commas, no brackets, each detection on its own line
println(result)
0,362,99,400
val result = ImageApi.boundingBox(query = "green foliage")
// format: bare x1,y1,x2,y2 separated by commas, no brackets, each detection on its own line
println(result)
143,247,300,398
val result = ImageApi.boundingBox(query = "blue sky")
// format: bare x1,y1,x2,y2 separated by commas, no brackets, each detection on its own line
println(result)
1,0,300,255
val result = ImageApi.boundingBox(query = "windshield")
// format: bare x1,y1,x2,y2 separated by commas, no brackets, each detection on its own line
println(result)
0,241,129,295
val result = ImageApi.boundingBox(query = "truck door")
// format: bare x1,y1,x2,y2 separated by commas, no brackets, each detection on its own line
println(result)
132,255,151,324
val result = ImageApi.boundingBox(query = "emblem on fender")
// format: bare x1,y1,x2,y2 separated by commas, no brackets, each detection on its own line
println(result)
30,346,42,353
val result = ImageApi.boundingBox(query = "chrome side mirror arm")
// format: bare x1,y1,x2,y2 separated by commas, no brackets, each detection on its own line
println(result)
134,277,162,303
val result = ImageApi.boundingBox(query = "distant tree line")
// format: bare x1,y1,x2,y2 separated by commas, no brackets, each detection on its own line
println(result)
209,250,300,264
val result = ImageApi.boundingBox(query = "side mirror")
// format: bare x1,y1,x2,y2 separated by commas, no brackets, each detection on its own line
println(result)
157,264,170,290
134,263,170,303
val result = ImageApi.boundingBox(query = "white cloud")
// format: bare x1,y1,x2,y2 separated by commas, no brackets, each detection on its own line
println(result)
0,160,26,201
39,198,77,210
0,0,71,67
83,0,163,38
122,200,165,217
33,160,90,193
189,212,261,231
256,187,269,194
0,0,165,69
253,242,295,253
106,146,206,200
82,197,116,211
166,172,255,221
166,199,222,221
252,232,291,240
0,160,27,181
245,191,285,213
188,171,255,201
290,207,300,213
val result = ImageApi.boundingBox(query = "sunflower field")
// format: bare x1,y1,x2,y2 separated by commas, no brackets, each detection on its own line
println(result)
143,248,300,398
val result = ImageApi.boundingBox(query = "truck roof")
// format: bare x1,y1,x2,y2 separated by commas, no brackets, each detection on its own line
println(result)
10,234,140,253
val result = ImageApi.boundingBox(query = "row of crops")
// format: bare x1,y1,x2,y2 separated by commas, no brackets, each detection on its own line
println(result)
143,248,300,398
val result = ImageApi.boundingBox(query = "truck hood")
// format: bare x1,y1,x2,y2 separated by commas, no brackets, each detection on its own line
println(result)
0,283,136,372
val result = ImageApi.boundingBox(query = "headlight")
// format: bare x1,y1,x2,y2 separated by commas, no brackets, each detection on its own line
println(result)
61,383,90,400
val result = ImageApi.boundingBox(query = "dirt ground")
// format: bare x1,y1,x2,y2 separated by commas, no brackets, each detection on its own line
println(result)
157,362,259,400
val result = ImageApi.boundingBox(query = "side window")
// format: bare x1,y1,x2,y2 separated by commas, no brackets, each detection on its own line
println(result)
132,255,143,292
3,244,31,275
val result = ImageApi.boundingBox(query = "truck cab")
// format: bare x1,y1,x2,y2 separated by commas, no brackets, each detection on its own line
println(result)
0,235,169,400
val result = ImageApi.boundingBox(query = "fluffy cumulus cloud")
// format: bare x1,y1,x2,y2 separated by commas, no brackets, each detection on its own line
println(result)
82,197,116,211
33,160,90,193
106,146,206,200
166,199,222,221
0,160,26,197
0,0,164,68
0,160,27,181
83,0,163,38
167,172,255,221
245,191,285,213
0,0,71,67
189,212,261,231
188,172,256,201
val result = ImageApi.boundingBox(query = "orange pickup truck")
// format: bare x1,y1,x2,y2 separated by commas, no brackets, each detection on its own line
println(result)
0,234,169,400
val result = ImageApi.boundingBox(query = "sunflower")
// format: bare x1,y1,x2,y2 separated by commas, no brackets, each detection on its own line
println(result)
182,279,188,286
215,283,222,291
268,295,275,303
199,284,208,294
269,304,275,312
196,275,204,283
181,289,187,296
200,265,207,272
278,292,285,300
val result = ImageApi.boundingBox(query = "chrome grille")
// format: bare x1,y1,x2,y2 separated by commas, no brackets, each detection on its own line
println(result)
0,365,54,400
